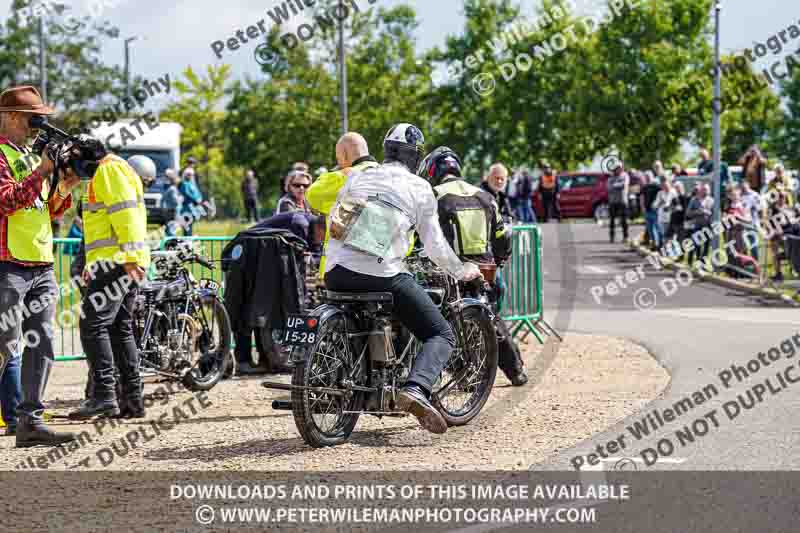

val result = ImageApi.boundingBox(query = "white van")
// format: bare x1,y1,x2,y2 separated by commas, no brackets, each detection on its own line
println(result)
90,121,182,224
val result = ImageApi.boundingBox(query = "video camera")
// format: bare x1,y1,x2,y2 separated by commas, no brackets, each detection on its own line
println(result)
28,115,107,198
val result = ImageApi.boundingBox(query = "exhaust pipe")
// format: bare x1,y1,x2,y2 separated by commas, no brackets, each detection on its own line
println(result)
262,380,346,397
271,400,292,410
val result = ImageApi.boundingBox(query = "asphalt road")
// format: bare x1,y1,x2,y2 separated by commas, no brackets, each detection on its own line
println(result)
534,220,800,470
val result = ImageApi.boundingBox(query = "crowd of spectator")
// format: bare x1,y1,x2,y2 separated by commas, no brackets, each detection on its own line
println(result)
636,145,798,283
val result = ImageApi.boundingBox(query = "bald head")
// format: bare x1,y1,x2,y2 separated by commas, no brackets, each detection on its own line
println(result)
336,132,370,169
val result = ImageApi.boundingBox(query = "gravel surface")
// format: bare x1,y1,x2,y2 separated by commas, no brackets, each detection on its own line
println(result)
0,333,669,471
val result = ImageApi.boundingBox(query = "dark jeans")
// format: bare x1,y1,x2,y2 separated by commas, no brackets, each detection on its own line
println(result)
0,352,21,429
688,229,712,266
180,208,195,236
80,263,142,405
0,263,58,427
609,203,628,241
325,265,455,393
495,270,507,311
541,190,559,222
645,209,662,249
244,199,259,222
515,199,535,223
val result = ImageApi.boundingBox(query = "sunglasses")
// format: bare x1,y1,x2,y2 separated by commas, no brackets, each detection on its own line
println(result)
292,183,310,189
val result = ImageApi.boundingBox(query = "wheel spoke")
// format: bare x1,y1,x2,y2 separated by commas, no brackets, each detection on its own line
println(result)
436,316,492,417
303,323,358,438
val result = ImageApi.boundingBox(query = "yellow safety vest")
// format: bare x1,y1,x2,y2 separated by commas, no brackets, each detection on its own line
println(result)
0,143,53,263
83,155,150,269
307,160,380,278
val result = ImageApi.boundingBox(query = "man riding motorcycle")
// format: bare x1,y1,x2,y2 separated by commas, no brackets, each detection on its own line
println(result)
418,146,529,386
323,123,482,435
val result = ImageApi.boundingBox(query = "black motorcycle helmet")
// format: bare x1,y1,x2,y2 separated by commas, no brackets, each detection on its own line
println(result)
383,123,425,172
417,146,463,187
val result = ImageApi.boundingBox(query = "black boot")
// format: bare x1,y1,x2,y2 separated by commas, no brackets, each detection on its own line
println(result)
397,384,447,434
68,398,120,420
16,423,76,448
508,368,529,387
113,396,145,419
237,361,266,376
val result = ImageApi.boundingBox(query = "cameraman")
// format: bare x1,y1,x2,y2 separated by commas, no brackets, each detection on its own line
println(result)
68,152,151,420
0,86,79,447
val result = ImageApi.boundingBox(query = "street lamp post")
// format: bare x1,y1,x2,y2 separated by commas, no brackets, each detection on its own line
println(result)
338,0,348,135
124,37,138,103
38,17,47,103
712,2,722,240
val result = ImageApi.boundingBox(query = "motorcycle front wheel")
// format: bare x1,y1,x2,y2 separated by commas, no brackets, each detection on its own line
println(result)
433,307,499,426
181,295,233,391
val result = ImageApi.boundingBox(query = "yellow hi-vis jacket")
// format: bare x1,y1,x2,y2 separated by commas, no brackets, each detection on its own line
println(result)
0,143,54,263
307,159,380,277
83,155,150,269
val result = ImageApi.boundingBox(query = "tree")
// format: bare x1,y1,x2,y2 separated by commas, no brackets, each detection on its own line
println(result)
161,65,244,215
771,68,800,168
224,2,433,207
1,0,127,130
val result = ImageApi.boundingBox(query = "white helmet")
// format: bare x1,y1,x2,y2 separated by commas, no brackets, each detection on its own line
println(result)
127,155,157,182
383,123,425,171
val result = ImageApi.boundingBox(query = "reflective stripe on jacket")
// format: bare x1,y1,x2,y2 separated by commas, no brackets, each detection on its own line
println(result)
83,155,150,269
0,144,53,262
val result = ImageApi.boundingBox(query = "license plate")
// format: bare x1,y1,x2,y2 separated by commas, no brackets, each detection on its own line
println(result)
198,279,220,292
283,315,319,346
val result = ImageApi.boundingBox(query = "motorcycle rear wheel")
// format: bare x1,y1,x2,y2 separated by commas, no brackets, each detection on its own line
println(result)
291,314,364,448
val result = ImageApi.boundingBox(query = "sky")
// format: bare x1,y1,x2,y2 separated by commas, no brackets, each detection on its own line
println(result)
0,0,796,123
2,1,795,83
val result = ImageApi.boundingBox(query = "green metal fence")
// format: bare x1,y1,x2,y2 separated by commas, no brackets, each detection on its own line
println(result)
52,225,545,361
500,224,544,342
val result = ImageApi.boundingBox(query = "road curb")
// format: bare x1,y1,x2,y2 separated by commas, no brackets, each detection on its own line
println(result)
627,241,798,304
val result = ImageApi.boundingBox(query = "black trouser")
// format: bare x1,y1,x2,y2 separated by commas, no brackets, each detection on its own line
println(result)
608,203,628,241
80,263,142,407
325,265,455,394
244,199,259,222
541,190,558,222
688,229,711,266
495,319,524,379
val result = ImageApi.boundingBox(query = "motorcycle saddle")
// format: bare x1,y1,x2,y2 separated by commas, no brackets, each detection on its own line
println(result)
324,291,393,304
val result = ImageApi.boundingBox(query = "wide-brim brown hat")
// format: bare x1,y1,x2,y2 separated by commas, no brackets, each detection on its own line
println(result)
0,86,54,115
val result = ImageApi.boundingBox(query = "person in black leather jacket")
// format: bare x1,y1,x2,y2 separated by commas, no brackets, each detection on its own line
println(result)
420,147,528,386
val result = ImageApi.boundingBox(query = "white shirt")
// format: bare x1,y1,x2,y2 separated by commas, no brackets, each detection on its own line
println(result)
653,189,677,224
325,162,467,279
741,190,761,226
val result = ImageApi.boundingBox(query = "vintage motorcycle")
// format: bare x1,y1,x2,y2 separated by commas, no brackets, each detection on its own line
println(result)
263,252,499,448
133,242,232,391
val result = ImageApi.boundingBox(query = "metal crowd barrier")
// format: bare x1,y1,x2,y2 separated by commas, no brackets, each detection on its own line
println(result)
52,226,548,361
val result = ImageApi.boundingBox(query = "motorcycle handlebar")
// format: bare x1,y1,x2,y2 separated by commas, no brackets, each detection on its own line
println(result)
191,256,215,271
